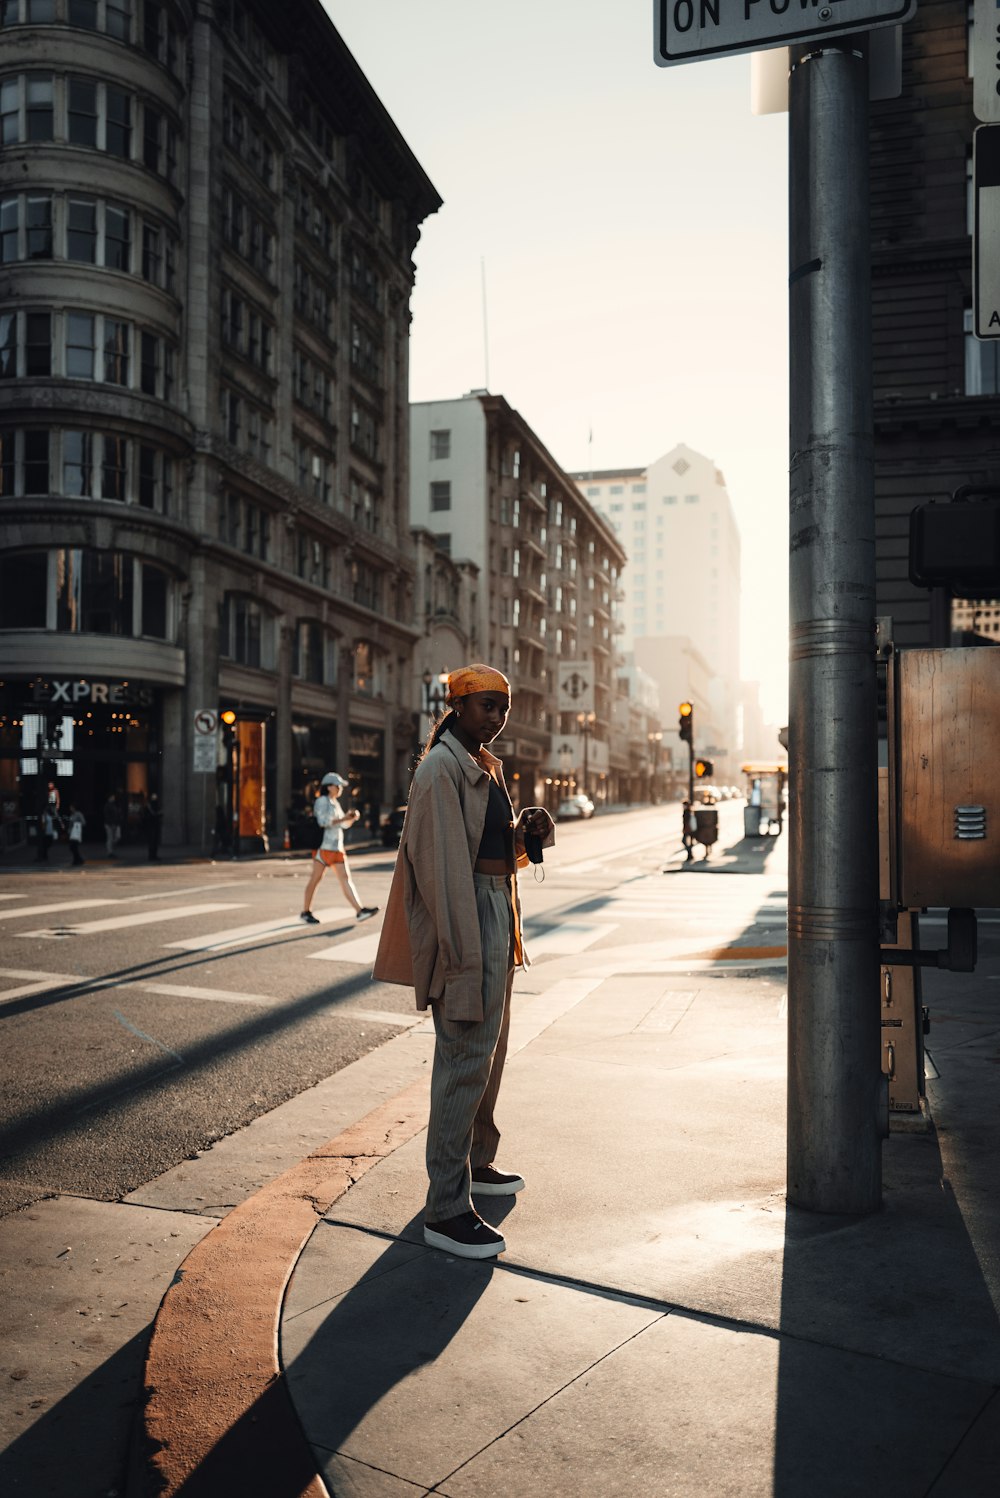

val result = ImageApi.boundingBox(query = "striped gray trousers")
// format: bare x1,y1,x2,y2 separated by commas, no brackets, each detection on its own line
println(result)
425,872,515,1222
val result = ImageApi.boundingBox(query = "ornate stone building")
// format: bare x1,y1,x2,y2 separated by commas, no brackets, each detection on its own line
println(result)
0,0,440,850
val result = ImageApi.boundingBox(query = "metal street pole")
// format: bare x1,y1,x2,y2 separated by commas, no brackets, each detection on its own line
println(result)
787,36,883,1215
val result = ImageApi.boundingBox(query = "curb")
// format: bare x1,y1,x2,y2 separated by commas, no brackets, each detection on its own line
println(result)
132,1077,431,1497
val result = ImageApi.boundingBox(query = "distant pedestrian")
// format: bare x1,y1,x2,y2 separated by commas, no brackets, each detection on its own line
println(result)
299,773,378,924
36,806,56,862
373,663,555,1260
65,803,86,866
142,792,163,861
103,794,121,857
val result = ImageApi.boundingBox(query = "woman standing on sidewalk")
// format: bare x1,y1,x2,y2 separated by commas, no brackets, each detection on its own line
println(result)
373,664,554,1260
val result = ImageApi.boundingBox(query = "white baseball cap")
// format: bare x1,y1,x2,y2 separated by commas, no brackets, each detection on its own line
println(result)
321,772,348,787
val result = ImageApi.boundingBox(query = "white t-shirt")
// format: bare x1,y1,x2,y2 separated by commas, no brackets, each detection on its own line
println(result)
314,794,350,852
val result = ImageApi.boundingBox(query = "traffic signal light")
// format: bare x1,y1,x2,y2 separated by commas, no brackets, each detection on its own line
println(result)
679,702,693,743
695,758,714,779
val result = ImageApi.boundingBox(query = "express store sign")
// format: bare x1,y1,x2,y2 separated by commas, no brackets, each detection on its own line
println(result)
30,678,155,707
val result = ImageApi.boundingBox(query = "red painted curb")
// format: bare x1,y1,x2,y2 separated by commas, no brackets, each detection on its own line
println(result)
133,1077,430,1497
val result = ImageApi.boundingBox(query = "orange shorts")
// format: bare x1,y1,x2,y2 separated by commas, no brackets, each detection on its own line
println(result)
314,849,346,867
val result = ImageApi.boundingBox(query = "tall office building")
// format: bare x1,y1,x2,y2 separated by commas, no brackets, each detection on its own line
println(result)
410,392,636,807
572,443,742,778
0,0,440,851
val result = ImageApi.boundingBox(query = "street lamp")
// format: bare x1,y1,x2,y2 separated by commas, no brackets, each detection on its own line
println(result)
576,710,596,796
647,729,663,803
422,669,449,718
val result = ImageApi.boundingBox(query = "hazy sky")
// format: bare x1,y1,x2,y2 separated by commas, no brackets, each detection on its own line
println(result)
323,1,791,722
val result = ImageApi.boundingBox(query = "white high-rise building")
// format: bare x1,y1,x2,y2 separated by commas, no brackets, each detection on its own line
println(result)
572,443,742,776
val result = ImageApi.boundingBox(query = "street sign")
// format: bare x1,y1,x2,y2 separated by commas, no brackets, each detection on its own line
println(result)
193,736,217,773
974,124,1000,340
556,661,594,714
193,708,219,773
973,0,1000,123
654,0,916,67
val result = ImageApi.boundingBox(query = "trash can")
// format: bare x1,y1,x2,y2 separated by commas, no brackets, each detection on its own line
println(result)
744,805,764,838
693,807,718,848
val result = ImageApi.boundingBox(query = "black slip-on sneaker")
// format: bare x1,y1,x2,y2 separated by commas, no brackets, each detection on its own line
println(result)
471,1165,525,1196
356,906,379,921
424,1210,505,1259
299,911,320,924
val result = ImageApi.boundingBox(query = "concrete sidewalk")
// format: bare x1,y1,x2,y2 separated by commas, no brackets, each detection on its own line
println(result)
274,835,1000,1498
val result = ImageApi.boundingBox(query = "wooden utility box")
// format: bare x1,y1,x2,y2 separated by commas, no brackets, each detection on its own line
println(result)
896,648,1000,909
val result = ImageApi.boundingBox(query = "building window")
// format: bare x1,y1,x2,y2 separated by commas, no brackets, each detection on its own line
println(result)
965,307,1000,395
105,85,130,156
63,429,94,495
0,549,48,628
25,310,51,374
138,444,171,511
68,0,99,27
430,480,451,512
294,619,328,684
23,429,49,493
100,432,127,500
103,318,129,383
220,593,270,669
295,532,331,588
67,76,98,145
684,494,699,504
430,429,451,459
141,560,168,638
434,533,451,557
105,0,130,40
104,202,129,269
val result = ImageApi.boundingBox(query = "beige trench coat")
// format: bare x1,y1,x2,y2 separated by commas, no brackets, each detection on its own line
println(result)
371,730,554,1021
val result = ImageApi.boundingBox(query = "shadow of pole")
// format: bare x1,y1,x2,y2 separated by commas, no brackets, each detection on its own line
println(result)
771,961,1000,1495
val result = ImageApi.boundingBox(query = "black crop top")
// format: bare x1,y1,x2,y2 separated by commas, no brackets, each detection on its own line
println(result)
477,776,514,863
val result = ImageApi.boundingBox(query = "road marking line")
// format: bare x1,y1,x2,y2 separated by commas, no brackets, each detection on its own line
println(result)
0,893,26,902
0,898,119,922
0,968,81,1002
308,931,381,963
131,982,271,1005
24,902,246,937
526,921,617,956
165,907,349,952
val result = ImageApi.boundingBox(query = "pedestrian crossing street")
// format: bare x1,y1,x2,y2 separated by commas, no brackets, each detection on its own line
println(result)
0,873,787,972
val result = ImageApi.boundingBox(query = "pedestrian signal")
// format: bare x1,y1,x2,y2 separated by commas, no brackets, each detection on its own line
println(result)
695,758,714,779
679,702,693,743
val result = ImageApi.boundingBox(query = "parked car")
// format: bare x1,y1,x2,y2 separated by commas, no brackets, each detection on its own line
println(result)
379,805,408,847
556,794,595,820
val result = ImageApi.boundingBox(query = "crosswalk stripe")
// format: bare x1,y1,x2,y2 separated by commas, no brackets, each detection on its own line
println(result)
308,931,381,964
165,906,350,952
526,921,617,956
0,894,26,902
130,982,270,1005
24,902,246,937
0,968,78,1002
0,898,119,922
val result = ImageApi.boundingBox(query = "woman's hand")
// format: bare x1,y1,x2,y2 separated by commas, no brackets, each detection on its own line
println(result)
519,806,554,838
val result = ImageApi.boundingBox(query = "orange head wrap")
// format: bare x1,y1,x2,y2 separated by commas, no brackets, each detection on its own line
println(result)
446,664,511,705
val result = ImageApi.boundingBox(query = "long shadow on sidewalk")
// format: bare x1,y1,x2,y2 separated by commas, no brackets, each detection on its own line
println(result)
771,958,1000,1495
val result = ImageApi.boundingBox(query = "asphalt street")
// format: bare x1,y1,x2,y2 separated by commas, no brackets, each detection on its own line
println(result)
0,801,729,1220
